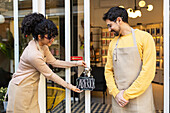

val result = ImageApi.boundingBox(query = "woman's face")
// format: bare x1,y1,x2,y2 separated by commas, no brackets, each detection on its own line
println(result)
38,34,55,46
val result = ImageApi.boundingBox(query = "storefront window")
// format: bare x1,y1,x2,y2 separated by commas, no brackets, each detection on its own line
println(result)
45,0,86,112
18,0,32,55
0,0,32,111
71,0,85,112
0,0,13,111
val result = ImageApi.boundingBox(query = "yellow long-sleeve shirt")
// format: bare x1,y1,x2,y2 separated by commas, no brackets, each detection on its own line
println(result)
105,29,156,100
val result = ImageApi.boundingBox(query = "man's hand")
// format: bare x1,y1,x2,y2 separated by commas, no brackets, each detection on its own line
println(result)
115,90,129,107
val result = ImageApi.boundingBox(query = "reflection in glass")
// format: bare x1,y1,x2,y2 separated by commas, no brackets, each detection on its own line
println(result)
0,0,14,111
45,0,66,112
18,0,32,55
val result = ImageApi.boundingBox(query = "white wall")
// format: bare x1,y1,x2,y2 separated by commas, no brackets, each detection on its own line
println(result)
91,0,163,27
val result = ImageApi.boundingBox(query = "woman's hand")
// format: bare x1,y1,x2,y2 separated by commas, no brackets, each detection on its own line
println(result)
71,86,83,93
77,61,87,67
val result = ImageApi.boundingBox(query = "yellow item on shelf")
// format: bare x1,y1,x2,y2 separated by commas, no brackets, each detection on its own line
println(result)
47,86,65,111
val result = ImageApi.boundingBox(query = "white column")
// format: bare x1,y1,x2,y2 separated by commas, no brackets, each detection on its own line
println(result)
65,0,71,113
32,0,38,13
13,0,19,72
32,0,45,15
163,0,169,113
84,0,91,113
32,0,46,113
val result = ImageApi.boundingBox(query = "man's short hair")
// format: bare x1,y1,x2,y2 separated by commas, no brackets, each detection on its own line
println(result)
103,7,128,23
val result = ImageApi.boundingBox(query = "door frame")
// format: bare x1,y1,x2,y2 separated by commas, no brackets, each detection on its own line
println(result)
163,0,169,113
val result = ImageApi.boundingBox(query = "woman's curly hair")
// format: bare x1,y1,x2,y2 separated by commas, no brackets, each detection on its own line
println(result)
21,13,58,40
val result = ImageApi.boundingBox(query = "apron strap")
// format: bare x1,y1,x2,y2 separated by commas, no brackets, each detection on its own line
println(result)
114,28,137,50
113,28,137,61
114,37,120,50
131,28,137,47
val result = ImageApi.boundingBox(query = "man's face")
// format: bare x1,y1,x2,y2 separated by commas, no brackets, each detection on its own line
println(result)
106,19,120,36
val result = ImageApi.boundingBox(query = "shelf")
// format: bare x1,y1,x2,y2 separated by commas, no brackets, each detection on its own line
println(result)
90,61,102,63
92,34,102,35
51,43,59,45
91,55,102,58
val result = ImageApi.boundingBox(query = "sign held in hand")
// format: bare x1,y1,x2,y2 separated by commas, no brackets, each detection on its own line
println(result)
76,67,95,90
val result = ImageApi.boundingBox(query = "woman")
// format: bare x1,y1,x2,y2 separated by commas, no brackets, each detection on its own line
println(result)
6,13,86,113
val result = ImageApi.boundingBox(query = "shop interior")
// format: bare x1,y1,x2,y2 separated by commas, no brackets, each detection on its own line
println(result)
89,0,163,113
0,0,164,113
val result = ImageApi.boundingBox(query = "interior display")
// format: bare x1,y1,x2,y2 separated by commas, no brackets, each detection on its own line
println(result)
102,40,107,45
153,37,156,43
102,49,106,55
106,40,111,45
156,60,160,69
90,27,102,66
106,32,110,37
90,27,114,66
156,28,160,35
146,29,150,33
151,28,156,35
102,32,106,38
48,17,60,59
111,32,114,37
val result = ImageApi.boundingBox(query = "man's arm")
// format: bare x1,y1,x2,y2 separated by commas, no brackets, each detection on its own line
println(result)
123,33,156,100
105,42,120,98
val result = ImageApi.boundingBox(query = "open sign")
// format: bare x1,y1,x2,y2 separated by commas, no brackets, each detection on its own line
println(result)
76,76,95,90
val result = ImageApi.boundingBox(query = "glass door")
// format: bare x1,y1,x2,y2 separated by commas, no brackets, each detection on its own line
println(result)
70,0,87,112
45,0,66,112
45,0,91,112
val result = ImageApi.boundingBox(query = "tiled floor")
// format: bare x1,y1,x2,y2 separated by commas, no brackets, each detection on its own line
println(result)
91,89,112,104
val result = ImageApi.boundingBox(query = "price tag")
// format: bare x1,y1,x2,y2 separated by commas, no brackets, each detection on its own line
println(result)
71,56,83,61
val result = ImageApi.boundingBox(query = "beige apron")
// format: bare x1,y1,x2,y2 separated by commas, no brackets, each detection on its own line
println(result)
112,28,155,113
6,72,40,113
6,40,46,113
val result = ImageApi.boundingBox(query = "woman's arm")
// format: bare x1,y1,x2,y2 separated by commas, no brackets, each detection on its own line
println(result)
29,54,82,93
44,46,86,68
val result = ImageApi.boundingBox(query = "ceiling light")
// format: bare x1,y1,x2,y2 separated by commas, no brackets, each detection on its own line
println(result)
147,5,153,11
127,8,133,13
139,0,146,7
119,6,124,8
126,0,153,18
0,15,5,24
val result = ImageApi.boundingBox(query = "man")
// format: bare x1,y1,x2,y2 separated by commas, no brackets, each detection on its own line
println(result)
103,7,156,113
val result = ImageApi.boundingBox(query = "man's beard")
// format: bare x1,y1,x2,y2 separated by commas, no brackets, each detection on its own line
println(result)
111,29,119,36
